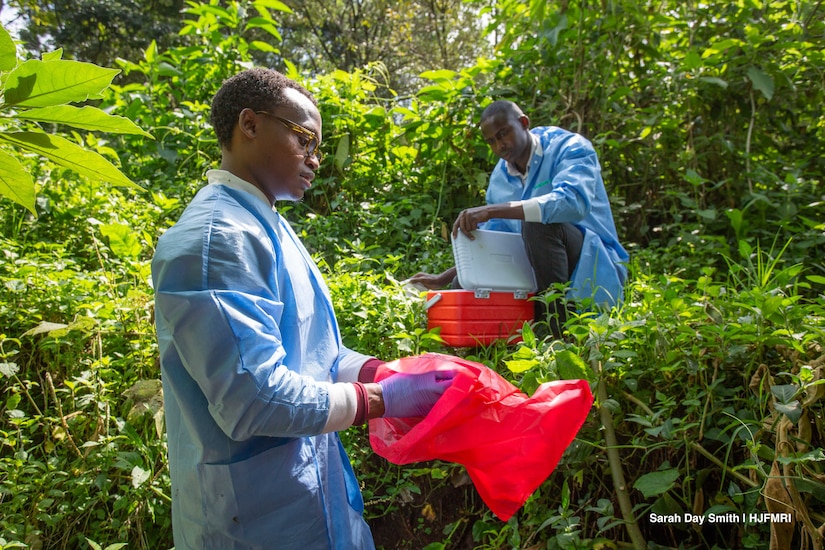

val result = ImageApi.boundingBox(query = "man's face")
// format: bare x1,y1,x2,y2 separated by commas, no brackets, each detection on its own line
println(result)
480,111,532,171
250,88,323,202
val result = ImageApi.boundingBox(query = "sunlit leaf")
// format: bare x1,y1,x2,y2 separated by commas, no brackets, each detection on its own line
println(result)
0,132,141,189
131,465,150,488
0,362,19,378
0,24,17,71
334,133,350,172
556,349,593,381
22,321,69,336
17,105,154,137
100,223,142,259
254,0,292,12
0,148,36,213
3,59,120,107
505,358,539,373
420,69,457,81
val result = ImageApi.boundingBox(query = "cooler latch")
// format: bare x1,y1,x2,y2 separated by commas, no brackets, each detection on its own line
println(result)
513,290,529,300
474,289,491,299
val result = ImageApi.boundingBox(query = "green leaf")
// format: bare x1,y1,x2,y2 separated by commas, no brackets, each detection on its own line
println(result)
17,105,154,137
633,469,680,498
334,133,350,172
556,349,592,381
249,40,280,54
420,69,458,81
747,66,774,100
771,384,798,403
254,0,293,12
3,59,120,108
0,131,141,189
22,321,69,336
775,401,802,424
0,24,17,71
42,49,63,62
0,148,36,213
0,361,19,378
505,358,539,373
697,76,728,88
131,465,150,488
100,223,142,259
806,275,825,285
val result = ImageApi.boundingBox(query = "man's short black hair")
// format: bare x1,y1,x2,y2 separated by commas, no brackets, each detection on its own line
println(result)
210,68,317,149
480,100,525,123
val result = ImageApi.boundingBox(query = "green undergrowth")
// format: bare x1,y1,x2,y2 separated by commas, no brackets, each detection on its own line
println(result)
2,214,824,549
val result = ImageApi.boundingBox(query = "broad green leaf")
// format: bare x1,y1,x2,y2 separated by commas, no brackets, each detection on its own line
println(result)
42,49,63,62
254,0,292,11
556,349,593,381
775,401,802,424
771,384,798,403
144,40,157,64
22,321,69,336
633,469,680,498
505,358,539,373
100,223,142,258
0,24,17,71
18,105,154,137
0,148,36,213
249,41,280,54
747,66,774,100
806,275,825,285
3,59,120,108
334,133,350,172
420,69,457,81
0,131,141,189
131,465,150,489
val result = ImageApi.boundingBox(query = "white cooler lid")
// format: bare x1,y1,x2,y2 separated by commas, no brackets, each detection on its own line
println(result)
452,229,537,292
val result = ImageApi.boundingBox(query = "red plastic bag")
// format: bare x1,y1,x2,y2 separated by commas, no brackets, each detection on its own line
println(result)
369,353,594,521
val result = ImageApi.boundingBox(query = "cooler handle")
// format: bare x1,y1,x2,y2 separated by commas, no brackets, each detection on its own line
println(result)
424,293,443,310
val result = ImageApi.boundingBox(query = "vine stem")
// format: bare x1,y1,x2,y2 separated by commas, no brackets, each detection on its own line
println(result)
746,89,756,194
45,371,82,458
595,360,646,550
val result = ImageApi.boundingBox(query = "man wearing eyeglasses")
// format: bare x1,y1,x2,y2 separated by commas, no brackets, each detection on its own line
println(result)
151,68,455,549
410,100,628,336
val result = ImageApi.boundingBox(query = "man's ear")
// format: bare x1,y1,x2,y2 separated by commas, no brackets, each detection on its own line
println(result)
519,114,530,130
237,108,259,140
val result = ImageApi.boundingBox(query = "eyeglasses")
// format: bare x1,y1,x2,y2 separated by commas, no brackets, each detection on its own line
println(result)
255,111,322,162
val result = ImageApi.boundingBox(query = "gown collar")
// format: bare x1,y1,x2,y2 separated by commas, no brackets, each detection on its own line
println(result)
206,169,272,209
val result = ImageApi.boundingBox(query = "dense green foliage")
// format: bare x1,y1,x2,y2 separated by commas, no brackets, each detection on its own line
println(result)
1,1,824,549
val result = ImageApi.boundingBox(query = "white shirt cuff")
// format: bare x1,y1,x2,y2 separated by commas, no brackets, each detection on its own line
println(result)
519,199,542,223
322,383,357,433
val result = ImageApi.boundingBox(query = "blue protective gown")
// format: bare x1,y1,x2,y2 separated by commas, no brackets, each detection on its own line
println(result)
482,126,629,306
152,171,376,549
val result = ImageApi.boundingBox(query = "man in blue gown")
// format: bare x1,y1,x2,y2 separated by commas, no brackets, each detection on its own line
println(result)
152,68,454,549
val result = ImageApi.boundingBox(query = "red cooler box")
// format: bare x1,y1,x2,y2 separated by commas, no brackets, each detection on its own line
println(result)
425,229,537,347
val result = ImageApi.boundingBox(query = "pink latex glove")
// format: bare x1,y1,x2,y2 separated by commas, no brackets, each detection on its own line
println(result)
378,370,457,418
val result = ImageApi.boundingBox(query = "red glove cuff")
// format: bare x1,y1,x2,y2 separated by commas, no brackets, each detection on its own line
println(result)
352,382,369,426
358,358,384,384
